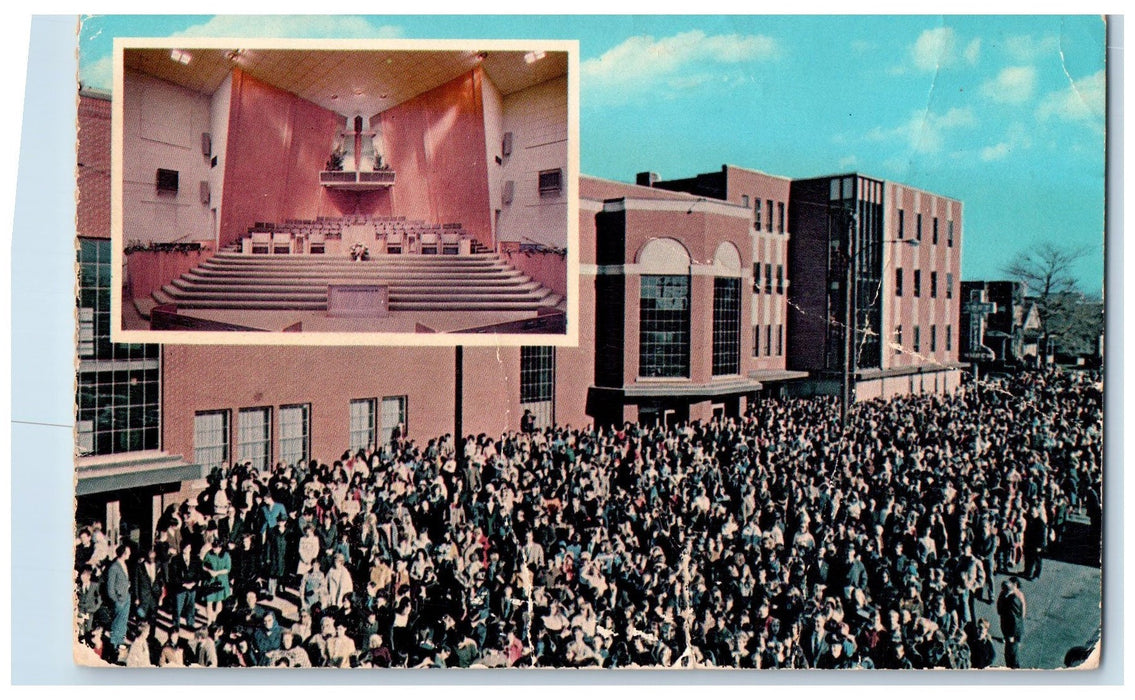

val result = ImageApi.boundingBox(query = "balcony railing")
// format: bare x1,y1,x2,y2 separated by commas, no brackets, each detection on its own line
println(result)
319,169,396,190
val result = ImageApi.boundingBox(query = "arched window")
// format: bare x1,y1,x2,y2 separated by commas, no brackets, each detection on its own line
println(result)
638,239,691,378
712,242,742,376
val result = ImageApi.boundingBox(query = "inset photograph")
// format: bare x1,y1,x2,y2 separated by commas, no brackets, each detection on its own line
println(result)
112,39,576,343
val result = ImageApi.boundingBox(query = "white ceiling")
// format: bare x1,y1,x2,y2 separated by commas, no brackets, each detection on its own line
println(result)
123,46,568,119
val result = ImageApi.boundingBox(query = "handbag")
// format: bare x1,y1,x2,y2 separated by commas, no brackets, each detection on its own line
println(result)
198,577,225,599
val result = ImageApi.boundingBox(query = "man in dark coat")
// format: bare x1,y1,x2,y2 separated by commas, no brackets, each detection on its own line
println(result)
132,548,164,624
997,577,1026,668
76,565,102,638
167,542,203,635
1022,507,1048,580
230,532,260,597
263,519,289,599
969,618,996,669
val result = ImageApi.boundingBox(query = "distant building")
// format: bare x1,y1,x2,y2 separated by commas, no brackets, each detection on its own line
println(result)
959,280,1035,372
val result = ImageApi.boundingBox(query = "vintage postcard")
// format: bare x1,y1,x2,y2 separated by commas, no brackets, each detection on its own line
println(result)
73,15,1105,671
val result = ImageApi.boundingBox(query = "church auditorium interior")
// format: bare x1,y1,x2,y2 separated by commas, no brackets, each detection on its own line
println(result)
117,44,570,335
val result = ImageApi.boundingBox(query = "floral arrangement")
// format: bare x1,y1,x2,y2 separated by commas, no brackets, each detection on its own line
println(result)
349,243,370,261
124,240,206,254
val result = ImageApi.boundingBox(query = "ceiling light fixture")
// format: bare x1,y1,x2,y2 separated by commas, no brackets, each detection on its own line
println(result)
169,49,192,65
224,49,245,62
475,51,488,61
524,50,546,64
352,88,365,96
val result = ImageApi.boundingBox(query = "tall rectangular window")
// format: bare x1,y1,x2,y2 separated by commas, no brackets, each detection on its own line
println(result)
520,347,555,428
930,271,938,298
194,411,229,470
898,209,905,239
765,324,772,357
766,200,773,232
946,273,954,299
753,326,761,357
237,407,271,471
913,326,921,352
775,265,784,294
895,325,903,354
741,194,750,208
380,396,407,446
776,324,784,356
895,268,904,297
932,217,939,244
765,263,773,295
913,270,922,297
946,325,952,351
753,262,761,293
76,239,160,456
349,398,377,452
931,325,938,352
754,200,762,231
640,275,691,378
712,278,742,375
777,202,785,233
947,220,955,247
916,213,923,240
279,404,310,467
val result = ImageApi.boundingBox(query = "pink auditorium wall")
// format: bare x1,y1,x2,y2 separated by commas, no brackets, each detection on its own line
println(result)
375,69,493,249
499,243,567,297
219,68,391,249
126,246,213,300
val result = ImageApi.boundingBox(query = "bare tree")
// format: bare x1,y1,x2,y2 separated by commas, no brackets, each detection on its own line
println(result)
1003,243,1087,365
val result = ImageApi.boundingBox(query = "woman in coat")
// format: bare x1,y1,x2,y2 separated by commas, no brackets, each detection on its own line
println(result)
202,539,232,625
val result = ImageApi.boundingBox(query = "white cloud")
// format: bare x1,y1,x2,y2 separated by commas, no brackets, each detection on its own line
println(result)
582,30,777,99
1003,34,1061,63
1036,69,1106,123
981,66,1037,104
81,54,113,91
171,16,401,39
838,155,858,169
910,27,958,71
964,38,982,65
867,107,976,154
980,142,1011,161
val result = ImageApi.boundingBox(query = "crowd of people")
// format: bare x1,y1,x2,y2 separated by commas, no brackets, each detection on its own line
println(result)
73,369,1102,669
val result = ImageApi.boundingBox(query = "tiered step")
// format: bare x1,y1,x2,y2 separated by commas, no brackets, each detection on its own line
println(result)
152,251,563,312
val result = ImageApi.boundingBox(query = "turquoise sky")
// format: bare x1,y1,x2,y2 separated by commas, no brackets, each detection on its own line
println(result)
78,14,1107,294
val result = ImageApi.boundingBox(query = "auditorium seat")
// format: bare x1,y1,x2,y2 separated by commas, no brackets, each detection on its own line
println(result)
249,232,271,255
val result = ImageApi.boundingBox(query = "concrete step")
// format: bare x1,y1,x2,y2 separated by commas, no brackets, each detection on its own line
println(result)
212,252,500,264
162,286,554,305
153,248,560,314
187,268,523,282
172,277,544,295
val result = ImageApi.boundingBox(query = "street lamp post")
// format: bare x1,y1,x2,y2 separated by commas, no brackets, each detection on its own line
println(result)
841,210,857,428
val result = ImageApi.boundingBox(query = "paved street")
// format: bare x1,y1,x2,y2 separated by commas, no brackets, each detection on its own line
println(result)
974,557,1102,670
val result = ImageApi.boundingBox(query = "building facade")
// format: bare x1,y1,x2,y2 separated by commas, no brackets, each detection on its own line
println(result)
788,173,965,399
76,91,208,549
77,86,970,540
